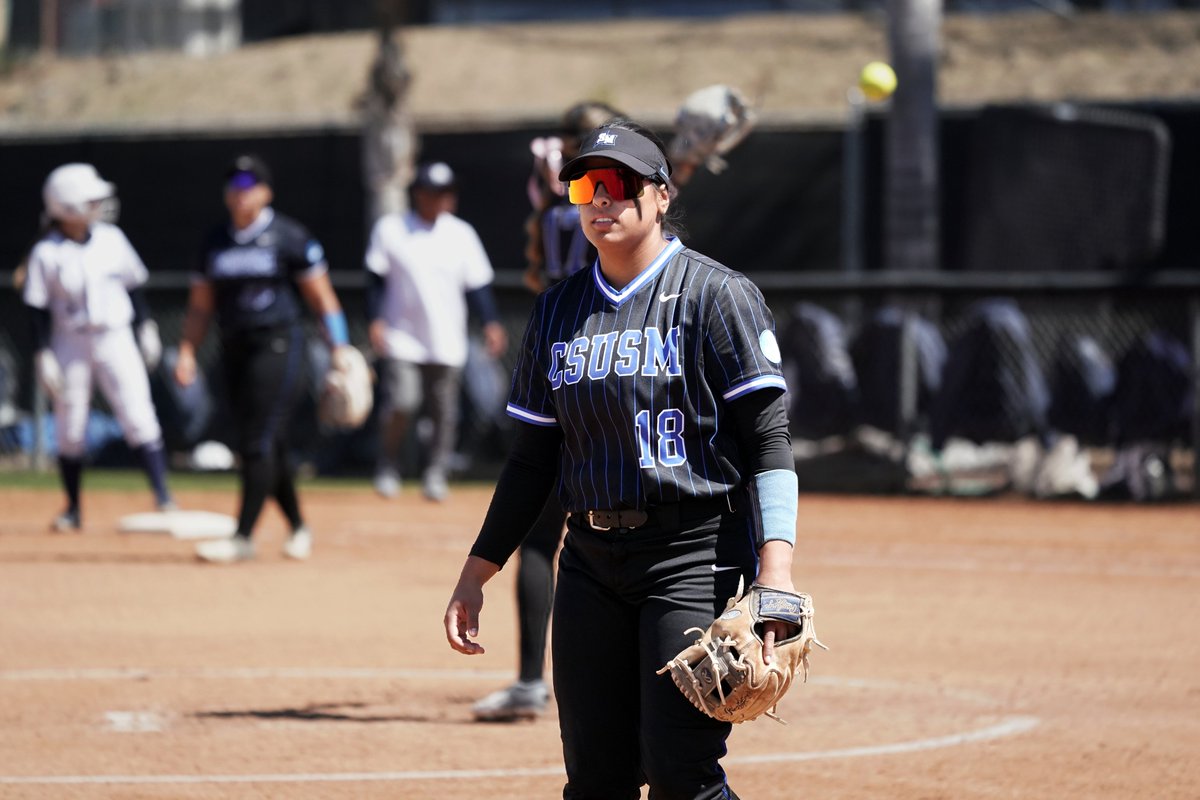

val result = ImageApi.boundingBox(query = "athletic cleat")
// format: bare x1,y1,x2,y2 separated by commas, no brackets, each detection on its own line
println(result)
422,469,449,502
374,467,401,499
51,509,81,533
195,535,255,564
157,499,179,513
472,679,549,722
282,526,312,561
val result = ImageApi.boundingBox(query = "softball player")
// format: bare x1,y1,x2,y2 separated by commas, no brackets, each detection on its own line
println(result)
473,101,622,722
174,154,351,563
446,121,799,799
22,163,175,531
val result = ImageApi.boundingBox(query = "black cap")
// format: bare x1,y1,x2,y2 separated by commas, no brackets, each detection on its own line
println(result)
558,125,672,184
225,154,272,188
411,161,457,191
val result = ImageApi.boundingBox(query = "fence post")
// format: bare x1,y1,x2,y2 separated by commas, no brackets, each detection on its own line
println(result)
1192,296,1200,499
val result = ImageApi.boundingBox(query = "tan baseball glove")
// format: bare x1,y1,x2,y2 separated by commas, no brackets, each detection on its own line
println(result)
319,345,374,431
657,582,826,724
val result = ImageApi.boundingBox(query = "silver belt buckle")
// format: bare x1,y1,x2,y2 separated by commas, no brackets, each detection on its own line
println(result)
586,510,612,531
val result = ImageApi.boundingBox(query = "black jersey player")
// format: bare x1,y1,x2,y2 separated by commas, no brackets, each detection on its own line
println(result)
472,100,622,722
175,154,354,564
446,121,800,799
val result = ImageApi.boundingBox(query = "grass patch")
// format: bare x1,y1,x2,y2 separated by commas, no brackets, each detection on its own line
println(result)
0,469,374,493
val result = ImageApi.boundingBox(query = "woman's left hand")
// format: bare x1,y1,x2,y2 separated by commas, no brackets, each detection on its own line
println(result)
754,540,796,665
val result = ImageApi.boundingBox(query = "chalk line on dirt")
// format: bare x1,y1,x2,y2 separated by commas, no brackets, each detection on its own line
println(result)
0,716,1039,785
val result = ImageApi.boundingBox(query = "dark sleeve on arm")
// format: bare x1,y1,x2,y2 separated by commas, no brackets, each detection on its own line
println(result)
128,286,151,327
468,421,562,567
464,285,501,326
728,388,794,474
27,304,51,350
365,271,385,321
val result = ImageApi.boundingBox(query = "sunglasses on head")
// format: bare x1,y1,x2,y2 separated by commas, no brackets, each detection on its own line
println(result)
567,167,652,205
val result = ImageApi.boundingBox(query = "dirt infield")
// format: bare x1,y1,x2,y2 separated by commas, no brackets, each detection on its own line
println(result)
0,485,1196,799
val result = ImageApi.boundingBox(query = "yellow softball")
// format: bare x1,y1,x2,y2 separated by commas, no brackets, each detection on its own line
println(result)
859,61,897,102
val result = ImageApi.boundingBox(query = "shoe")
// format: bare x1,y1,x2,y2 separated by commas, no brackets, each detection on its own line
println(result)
196,535,255,564
374,467,400,499
51,509,81,533
422,469,449,502
472,679,549,722
1032,436,1098,500
1099,443,1175,502
157,499,179,513
282,526,312,561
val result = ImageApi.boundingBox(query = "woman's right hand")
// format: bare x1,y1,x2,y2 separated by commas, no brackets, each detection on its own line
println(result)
444,555,500,655
174,346,197,387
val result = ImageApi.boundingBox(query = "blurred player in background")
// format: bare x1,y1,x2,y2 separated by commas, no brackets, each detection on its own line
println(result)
366,161,507,502
471,100,622,722
21,163,175,531
446,120,797,799
174,154,352,563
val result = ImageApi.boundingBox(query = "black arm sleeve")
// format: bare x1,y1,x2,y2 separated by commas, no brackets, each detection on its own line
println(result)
128,287,151,328
468,421,563,568
365,271,385,322
464,285,501,326
27,304,52,351
728,388,794,475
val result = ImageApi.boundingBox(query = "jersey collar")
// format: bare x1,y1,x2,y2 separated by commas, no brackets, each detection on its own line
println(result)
591,237,683,307
231,207,275,244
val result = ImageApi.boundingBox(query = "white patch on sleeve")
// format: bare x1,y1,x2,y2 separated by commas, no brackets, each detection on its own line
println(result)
759,329,782,364
305,241,325,265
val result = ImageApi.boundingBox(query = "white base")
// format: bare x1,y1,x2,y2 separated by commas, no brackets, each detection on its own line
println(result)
118,510,237,541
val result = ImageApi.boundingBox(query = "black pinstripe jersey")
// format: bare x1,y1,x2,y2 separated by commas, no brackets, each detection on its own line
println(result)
540,201,594,285
194,209,327,334
507,237,787,512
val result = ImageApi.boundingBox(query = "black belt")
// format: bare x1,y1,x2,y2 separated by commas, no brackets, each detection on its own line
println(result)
577,494,735,532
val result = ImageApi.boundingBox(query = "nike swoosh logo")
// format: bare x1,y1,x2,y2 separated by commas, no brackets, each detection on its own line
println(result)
711,565,741,572
659,291,684,303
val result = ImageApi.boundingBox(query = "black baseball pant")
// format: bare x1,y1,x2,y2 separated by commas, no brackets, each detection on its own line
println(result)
223,324,306,537
553,508,755,800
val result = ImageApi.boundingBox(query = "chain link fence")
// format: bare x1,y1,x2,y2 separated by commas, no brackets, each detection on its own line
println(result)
1,273,1195,501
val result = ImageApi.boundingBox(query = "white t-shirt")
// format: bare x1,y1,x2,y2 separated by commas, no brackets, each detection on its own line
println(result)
22,222,149,333
365,210,495,367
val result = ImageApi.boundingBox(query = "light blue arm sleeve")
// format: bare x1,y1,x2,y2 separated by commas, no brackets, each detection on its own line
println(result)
323,310,350,347
752,468,798,547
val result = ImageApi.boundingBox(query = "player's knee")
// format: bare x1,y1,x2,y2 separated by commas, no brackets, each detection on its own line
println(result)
124,422,163,450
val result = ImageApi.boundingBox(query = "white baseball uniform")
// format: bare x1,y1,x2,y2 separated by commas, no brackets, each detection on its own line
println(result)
22,222,163,458
365,209,495,368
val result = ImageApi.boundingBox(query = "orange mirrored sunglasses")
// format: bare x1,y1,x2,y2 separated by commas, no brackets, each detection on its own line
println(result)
567,167,649,205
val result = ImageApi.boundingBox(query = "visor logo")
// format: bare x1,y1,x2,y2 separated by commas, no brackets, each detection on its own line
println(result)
597,132,618,145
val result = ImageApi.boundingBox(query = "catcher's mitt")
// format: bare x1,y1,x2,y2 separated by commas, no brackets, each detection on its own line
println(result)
319,346,374,431
668,84,757,176
657,582,826,724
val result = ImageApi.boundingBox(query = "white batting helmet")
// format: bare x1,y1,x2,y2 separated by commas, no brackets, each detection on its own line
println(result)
42,163,117,224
